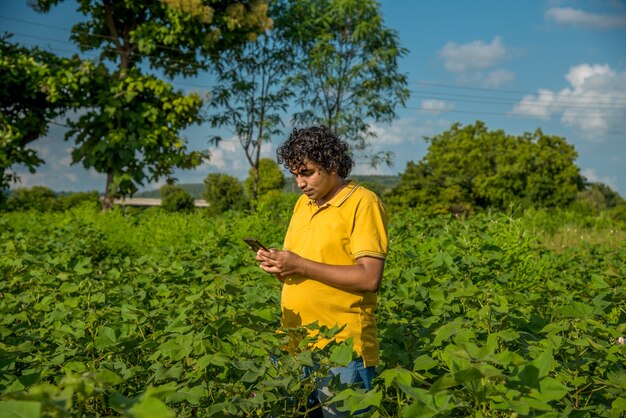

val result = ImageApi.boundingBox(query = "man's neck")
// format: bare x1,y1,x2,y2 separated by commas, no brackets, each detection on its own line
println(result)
316,178,348,206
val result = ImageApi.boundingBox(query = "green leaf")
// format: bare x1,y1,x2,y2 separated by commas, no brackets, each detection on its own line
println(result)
0,401,42,418
156,333,194,361
329,340,354,366
128,396,174,418
589,274,610,289
612,396,626,412
429,373,457,393
165,385,206,405
412,354,438,371
431,317,466,346
379,368,413,389
330,388,382,414
558,301,595,319
538,377,569,402
400,386,455,418
96,369,123,386
94,326,117,350
250,307,273,321
521,349,555,382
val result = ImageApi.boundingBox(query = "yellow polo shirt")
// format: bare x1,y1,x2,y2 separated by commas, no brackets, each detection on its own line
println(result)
281,181,388,367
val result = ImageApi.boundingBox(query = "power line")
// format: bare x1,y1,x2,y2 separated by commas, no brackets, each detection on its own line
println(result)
409,106,625,120
411,80,626,101
0,15,191,54
0,15,70,33
410,92,626,110
4,14,626,119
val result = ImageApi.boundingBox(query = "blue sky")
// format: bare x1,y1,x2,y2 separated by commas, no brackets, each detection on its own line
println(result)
2,0,625,196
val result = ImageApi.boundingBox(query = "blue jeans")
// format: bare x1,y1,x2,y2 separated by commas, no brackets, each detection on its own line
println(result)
305,358,376,417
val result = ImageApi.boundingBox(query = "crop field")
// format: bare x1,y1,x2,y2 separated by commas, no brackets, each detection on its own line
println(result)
1,203,625,417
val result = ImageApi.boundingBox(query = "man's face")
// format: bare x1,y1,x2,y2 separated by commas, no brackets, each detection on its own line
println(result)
290,160,341,204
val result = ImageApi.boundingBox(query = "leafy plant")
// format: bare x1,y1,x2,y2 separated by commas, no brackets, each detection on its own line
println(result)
0,206,624,416
160,184,195,213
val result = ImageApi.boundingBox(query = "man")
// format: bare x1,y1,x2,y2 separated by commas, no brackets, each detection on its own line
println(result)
256,125,389,416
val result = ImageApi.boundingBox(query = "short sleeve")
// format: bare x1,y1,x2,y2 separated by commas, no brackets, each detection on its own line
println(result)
351,196,389,259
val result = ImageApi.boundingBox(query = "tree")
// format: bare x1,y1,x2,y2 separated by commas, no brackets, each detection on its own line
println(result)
208,0,295,202
203,173,248,214
290,0,409,162
6,186,59,212
585,182,623,208
0,36,78,192
65,66,208,203
243,157,285,199
388,121,584,213
573,181,624,214
33,0,272,208
160,184,195,212
34,0,272,77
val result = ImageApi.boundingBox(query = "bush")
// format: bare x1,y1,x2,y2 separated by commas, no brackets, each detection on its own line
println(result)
607,202,626,225
6,186,59,211
243,158,285,200
256,190,299,220
160,184,195,213
203,173,249,215
58,191,100,210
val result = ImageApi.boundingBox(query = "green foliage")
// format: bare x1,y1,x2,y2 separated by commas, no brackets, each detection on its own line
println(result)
160,184,195,213
57,191,100,211
63,66,208,202
0,35,80,191
208,0,295,202
289,0,410,160
203,173,249,215
33,0,272,77
607,202,626,224
5,186,58,212
31,0,271,205
4,187,100,212
244,158,285,199
571,181,624,215
0,207,624,416
350,175,400,194
388,121,584,214
256,190,299,222
136,183,205,199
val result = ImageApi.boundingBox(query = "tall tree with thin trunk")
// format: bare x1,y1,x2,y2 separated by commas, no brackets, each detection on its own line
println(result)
208,0,295,204
290,0,410,165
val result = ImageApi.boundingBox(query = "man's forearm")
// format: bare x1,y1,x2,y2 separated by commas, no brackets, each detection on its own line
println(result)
293,256,384,293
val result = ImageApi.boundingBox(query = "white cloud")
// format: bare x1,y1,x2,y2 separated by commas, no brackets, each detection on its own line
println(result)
370,118,445,147
484,69,516,88
513,89,558,119
439,36,507,73
545,7,626,29
201,135,274,177
355,118,450,175
438,37,514,87
512,64,626,140
420,99,454,115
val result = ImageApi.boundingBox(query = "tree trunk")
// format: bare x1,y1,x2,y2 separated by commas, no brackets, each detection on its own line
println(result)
102,172,114,210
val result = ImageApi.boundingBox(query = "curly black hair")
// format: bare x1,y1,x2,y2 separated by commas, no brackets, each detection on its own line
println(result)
276,126,354,178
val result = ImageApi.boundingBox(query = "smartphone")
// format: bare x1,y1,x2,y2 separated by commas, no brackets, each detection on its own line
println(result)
243,237,269,252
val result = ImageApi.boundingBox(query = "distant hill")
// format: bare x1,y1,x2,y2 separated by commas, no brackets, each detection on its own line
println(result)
135,183,205,199
135,175,400,199
350,174,400,191
283,174,399,195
